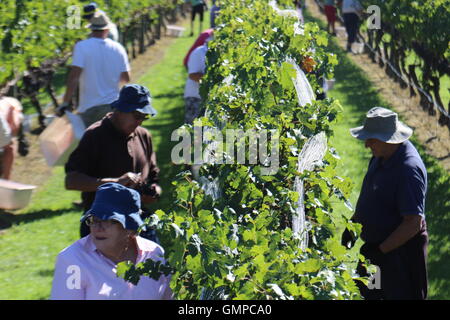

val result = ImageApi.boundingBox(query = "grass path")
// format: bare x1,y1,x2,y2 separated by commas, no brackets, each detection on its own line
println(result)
0,31,193,300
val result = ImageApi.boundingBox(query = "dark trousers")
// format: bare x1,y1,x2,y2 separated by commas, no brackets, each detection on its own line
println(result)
343,13,359,48
357,231,429,300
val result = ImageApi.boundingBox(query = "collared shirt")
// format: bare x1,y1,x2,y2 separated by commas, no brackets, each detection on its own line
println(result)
354,140,427,243
51,235,173,300
65,114,160,211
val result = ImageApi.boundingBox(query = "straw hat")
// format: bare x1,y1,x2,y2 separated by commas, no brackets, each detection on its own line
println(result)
87,11,113,31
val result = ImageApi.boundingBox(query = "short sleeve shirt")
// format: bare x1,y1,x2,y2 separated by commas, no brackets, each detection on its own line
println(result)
184,45,207,99
354,140,427,243
72,38,130,113
65,115,159,211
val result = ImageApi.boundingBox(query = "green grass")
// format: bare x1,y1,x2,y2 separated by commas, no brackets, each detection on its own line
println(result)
305,9,450,299
0,30,194,300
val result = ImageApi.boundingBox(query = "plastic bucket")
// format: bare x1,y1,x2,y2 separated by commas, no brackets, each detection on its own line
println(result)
166,25,185,37
0,179,36,210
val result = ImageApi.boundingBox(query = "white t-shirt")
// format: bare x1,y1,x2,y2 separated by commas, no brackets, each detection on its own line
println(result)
342,0,363,14
72,37,130,113
184,45,207,99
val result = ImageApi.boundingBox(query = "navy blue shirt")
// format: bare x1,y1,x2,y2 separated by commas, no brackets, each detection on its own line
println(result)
354,140,427,243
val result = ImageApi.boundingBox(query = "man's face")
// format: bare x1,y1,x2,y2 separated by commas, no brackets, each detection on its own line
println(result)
365,138,387,158
114,111,148,136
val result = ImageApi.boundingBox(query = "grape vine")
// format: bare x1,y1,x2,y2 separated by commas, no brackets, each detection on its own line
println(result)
119,0,368,300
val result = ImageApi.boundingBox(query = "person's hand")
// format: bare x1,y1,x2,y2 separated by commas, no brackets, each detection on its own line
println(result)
360,242,384,265
117,172,142,188
141,183,162,204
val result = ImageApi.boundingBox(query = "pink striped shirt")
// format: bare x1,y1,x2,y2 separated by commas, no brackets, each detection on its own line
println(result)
51,235,173,300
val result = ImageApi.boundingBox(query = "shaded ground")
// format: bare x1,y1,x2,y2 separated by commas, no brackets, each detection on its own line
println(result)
305,0,450,172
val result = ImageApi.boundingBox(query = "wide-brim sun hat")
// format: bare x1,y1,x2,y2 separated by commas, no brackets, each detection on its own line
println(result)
111,84,158,116
350,106,413,144
86,11,113,31
80,183,146,232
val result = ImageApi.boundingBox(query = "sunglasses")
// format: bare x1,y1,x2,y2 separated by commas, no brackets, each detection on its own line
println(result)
86,216,120,228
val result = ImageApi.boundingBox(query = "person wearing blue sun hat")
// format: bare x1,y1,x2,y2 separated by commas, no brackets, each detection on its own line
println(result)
51,182,173,300
65,84,161,241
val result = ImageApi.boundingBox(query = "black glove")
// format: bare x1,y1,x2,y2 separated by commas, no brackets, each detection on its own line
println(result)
360,242,384,265
18,133,29,157
55,102,70,117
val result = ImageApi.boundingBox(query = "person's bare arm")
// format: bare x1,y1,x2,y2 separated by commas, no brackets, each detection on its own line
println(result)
65,171,141,192
63,66,83,104
379,215,423,253
120,71,131,85
189,72,204,82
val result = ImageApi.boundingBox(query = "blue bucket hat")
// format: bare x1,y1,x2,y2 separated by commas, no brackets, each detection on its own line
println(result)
82,3,98,20
111,84,157,117
80,183,146,232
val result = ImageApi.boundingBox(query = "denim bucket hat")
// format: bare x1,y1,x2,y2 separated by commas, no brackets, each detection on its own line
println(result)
82,2,98,20
350,107,413,143
111,84,157,117
80,183,146,232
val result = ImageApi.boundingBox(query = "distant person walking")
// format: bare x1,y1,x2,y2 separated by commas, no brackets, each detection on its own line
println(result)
324,0,337,35
340,0,363,52
188,0,208,37
59,12,130,128
349,107,429,300
210,0,221,29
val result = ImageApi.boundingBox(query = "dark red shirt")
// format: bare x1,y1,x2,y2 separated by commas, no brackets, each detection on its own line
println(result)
65,114,159,211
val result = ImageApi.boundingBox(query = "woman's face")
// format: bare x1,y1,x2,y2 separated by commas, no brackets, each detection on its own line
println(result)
89,218,131,253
